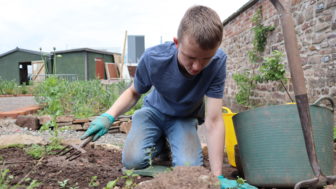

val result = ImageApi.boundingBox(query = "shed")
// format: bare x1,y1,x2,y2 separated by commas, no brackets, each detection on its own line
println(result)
0,47,49,84
52,48,120,80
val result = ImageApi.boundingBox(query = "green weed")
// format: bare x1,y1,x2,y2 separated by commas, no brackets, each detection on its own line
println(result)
0,168,40,189
227,177,246,189
0,144,25,149
121,169,139,189
0,77,33,95
33,77,133,118
103,179,118,189
25,141,64,159
88,176,100,187
58,179,69,188
25,144,45,159
103,169,139,189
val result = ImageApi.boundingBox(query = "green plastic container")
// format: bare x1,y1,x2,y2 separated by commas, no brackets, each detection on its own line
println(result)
233,97,334,188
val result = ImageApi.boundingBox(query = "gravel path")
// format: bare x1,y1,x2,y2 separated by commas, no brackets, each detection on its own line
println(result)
0,118,127,148
0,96,38,112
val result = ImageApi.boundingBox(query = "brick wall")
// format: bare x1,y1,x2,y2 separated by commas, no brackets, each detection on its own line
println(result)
221,0,336,115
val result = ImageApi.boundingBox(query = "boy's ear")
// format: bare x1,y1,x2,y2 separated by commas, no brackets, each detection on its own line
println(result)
173,37,179,48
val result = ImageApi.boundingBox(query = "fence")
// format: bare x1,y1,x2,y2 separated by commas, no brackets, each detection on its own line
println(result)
31,74,78,82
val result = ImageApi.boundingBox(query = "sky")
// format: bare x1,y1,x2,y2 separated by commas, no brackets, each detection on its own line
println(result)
0,0,249,54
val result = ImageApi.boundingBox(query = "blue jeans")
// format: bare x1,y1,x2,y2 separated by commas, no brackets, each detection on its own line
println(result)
122,106,203,169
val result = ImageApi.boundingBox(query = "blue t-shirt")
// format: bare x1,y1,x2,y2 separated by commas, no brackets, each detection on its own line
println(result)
134,42,227,118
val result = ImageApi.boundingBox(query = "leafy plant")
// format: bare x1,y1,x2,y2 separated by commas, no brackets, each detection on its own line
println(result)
251,8,275,52
121,169,139,189
0,168,12,188
256,50,285,82
89,176,100,187
33,77,132,118
233,72,256,107
0,77,33,95
25,144,45,159
25,142,64,159
58,179,69,188
103,179,118,189
0,168,40,189
233,7,289,107
103,169,139,189
227,177,247,189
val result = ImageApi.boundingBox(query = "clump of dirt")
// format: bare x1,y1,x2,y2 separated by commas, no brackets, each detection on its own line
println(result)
136,166,219,189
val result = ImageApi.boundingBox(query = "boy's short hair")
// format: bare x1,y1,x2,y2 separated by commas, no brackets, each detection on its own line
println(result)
177,5,223,50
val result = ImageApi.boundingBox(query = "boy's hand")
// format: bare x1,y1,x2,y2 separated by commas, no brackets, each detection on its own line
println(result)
80,113,115,141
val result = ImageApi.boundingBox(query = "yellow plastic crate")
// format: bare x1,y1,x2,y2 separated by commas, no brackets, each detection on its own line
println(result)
222,107,237,167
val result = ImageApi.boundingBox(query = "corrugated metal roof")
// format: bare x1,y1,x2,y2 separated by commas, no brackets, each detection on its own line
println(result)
0,47,45,58
54,48,120,55
223,0,259,26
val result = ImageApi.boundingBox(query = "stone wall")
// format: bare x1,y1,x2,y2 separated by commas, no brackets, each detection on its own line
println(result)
221,0,336,115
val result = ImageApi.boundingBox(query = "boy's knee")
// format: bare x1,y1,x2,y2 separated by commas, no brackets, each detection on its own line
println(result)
122,148,149,169
173,154,203,167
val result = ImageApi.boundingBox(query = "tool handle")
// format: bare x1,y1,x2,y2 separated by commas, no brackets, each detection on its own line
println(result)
312,96,335,112
80,135,94,148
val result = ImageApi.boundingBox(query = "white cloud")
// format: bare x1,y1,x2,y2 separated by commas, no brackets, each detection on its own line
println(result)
0,0,249,53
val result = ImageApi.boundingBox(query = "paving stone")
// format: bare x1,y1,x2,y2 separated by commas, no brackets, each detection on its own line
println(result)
38,115,52,125
56,115,74,123
15,115,40,130
73,118,90,124
119,121,132,134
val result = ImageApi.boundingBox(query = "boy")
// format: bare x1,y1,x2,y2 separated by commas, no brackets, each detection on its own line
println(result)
82,5,255,189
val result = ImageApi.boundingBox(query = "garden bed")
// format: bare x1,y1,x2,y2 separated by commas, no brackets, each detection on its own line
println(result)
0,143,239,189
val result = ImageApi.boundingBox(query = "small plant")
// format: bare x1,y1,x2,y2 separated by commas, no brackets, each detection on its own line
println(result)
25,144,46,159
25,142,64,159
104,169,140,189
103,179,119,189
89,176,100,187
227,177,246,189
145,147,155,167
122,169,139,189
25,178,41,189
58,179,69,188
233,72,255,107
333,127,336,141
0,168,12,188
0,168,40,189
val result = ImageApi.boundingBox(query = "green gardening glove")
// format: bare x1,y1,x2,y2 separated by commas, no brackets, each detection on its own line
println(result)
218,176,257,189
81,113,115,141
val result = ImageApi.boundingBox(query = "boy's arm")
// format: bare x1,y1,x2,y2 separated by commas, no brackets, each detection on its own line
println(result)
106,83,141,118
204,96,224,176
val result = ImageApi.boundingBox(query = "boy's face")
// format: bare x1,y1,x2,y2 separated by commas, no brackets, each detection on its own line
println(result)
174,36,219,76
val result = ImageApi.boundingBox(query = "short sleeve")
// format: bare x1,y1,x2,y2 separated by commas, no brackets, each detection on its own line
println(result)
206,55,227,98
134,53,152,94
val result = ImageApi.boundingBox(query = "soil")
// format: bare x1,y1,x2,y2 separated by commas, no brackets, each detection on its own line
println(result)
0,144,237,189
0,145,150,189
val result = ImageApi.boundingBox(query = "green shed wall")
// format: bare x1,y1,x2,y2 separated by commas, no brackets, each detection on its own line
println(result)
55,51,114,80
0,51,44,83
54,52,85,80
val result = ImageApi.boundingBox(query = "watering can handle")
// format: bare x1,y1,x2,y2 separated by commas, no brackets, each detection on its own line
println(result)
222,107,233,114
312,96,335,112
